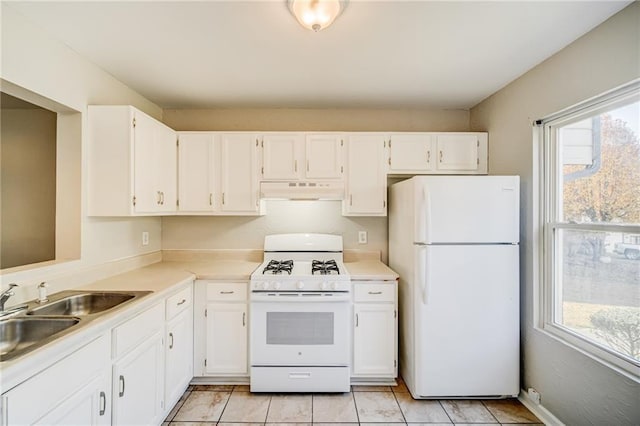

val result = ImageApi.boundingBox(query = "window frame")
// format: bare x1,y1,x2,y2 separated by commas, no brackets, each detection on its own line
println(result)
539,81,640,379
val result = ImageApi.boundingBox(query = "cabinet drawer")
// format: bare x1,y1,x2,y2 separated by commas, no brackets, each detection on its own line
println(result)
353,283,395,302
113,302,164,359
166,284,193,320
207,283,247,301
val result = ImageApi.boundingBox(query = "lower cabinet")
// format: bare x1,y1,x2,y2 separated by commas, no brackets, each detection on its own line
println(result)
193,281,248,377
2,334,111,425
111,302,165,425
352,281,398,378
165,286,194,409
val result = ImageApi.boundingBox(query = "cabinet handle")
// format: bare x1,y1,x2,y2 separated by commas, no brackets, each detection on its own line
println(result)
161,191,165,205
306,160,309,172
242,312,246,327
222,192,225,205
220,290,234,294
355,313,359,327
169,332,174,349
119,375,125,397
439,150,443,162
177,298,187,306
427,151,431,163
368,291,383,295
294,160,298,172
99,391,106,416
350,194,353,206
156,191,161,205
209,193,213,206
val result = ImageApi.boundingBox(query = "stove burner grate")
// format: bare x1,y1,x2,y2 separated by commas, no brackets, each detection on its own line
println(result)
262,259,294,275
312,259,340,275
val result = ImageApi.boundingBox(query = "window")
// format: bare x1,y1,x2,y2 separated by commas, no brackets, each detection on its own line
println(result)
541,82,640,376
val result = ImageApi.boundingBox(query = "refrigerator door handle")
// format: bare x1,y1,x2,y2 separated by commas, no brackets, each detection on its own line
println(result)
417,245,430,304
416,185,430,244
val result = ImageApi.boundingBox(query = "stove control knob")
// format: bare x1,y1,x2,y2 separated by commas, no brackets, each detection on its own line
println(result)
261,282,269,290
331,282,339,290
273,282,281,290
297,281,305,290
321,282,329,290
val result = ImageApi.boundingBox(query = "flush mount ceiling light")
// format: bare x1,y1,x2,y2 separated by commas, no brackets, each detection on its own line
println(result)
288,0,348,32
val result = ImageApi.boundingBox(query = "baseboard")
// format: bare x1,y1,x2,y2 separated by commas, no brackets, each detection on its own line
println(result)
518,388,565,426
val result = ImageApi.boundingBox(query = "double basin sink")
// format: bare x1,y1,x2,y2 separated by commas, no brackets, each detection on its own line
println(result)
0,290,151,362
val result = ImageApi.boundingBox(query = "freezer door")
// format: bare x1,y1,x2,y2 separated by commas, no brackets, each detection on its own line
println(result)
414,176,519,244
414,244,519,397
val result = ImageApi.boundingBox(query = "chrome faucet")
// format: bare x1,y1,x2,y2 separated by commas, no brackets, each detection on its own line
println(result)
0,283,18,311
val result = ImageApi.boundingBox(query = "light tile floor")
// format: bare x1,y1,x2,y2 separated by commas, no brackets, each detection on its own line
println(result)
163,378,542,425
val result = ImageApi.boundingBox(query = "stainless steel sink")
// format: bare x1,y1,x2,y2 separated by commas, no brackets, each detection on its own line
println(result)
0,289,151,362
0,317,80,361
27,292,137,316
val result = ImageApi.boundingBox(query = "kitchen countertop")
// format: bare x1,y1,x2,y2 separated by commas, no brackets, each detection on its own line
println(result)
1,252,397,391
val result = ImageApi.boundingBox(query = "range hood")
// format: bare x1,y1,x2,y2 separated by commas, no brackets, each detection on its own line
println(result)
260,181,345,200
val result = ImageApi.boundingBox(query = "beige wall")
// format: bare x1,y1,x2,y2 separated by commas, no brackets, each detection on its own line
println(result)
162,107,470,132
0,5,162,295
162,107,470,261
470,3,639,424
1,109,57,268
163,201,388,262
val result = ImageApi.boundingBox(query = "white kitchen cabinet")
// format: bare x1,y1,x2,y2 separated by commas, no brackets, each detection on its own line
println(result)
343,134,388,216
2,334,111,425
220,134,263,214
388,133,434,173
261,133,304,180
352,282,398,378
177,132,217,214
387,132,488,175
164,285,194,410
193,281,248,377
111,303,165,425
88,105,177,216
260,133,343,180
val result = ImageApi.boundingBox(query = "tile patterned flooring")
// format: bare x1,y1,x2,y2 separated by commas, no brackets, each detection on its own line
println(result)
163,379,542,425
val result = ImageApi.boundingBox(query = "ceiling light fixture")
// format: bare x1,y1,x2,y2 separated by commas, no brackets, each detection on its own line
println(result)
288,0,348,32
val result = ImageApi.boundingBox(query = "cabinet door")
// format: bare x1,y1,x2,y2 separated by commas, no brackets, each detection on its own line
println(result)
178,133,217,213
389,134,434,173
353,304,396,376
133,112,159,213
262,134,303,180
205,303,247,375
306,134,343,179
344,134,387,216
165,306,194,409
220,134,260,214
112,332,165,426
35,375,110,426
156,122,178,213
435,134,480,171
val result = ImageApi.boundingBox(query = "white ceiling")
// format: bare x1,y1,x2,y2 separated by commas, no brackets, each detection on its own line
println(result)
6,1,631,109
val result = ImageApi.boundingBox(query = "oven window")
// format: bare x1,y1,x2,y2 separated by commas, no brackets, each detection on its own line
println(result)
266,312,334,345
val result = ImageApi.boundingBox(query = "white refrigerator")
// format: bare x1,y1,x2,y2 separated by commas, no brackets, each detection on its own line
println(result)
389,176,520,398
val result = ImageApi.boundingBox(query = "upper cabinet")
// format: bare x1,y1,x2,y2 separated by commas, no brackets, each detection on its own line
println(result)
177,132,218,214
88,105,177,216
388,132,487,175
260,133,343,180
343,134,387,216
220,133,263,215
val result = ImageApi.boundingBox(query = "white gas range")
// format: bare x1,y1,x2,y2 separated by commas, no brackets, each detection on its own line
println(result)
249,233,352,393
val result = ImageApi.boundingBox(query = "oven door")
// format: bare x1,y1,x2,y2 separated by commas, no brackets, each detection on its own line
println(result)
250,293,351,366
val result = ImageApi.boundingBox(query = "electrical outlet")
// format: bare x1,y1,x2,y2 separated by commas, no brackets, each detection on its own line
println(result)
528,387,541,405
142,231,149,246
358,231,368,244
